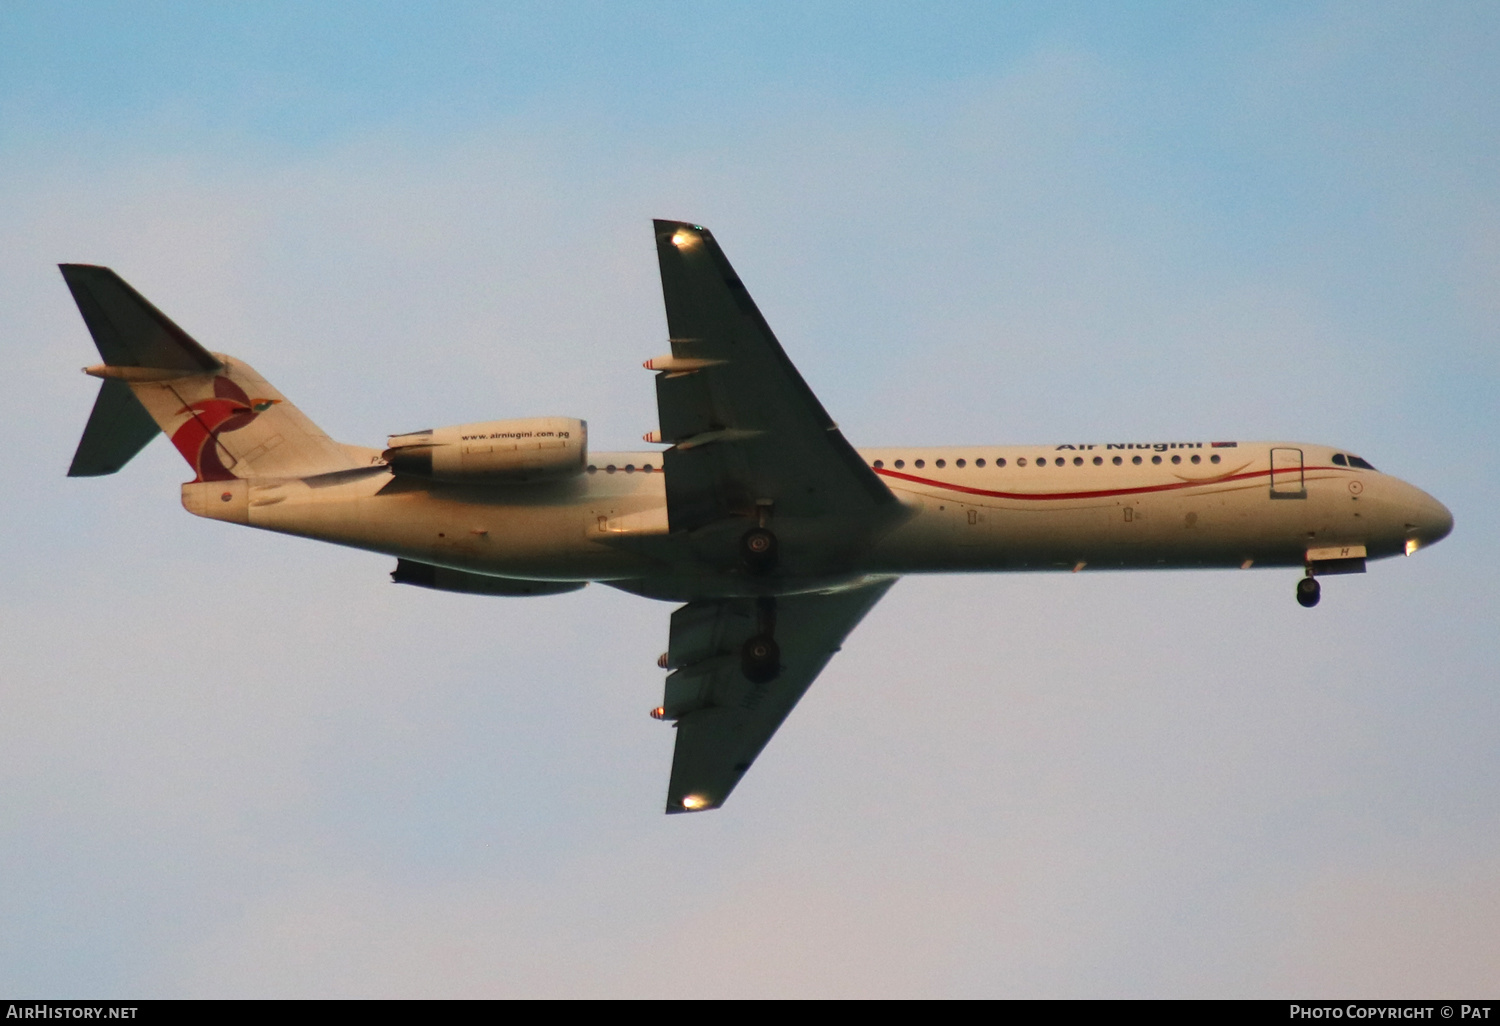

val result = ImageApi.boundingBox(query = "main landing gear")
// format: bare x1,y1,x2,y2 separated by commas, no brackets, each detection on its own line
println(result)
740,526,778,574
741,596,781,684
742,634,781,684
739,515,781,683
1296,575,1321,608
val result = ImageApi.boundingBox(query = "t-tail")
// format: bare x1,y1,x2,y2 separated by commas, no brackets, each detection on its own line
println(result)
62,264,361,482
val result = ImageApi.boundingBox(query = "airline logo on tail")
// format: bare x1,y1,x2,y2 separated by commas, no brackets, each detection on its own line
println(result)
171,376,280,481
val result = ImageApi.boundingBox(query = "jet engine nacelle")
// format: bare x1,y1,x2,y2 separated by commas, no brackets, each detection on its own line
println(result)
383,417,587,482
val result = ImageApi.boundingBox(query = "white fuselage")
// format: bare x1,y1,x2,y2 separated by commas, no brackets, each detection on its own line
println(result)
187,439,1454,600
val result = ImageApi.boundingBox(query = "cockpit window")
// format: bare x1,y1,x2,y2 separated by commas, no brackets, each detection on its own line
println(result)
1331,453,1348,467
1347,455,1376,471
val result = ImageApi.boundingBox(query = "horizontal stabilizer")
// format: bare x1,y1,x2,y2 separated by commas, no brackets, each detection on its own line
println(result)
59,264,221,372
68,378,160,476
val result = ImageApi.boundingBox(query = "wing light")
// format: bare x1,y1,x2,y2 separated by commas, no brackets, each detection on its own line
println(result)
681,794,708,810
671,230,696,249
1406,537,1421,556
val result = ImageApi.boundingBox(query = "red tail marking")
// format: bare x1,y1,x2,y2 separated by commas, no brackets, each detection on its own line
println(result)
168,377,280,482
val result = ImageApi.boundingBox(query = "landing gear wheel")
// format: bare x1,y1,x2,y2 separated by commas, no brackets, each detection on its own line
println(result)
740,527,778,574
1296,576,1321,608
741,634,781,684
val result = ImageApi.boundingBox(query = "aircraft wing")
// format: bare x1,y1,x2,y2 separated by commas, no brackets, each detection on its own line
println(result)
650,220,895,532
660,578,895,813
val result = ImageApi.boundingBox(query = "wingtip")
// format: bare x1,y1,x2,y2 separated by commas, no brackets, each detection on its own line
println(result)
654,218,709,234
58,263,118,288
665,794,721,815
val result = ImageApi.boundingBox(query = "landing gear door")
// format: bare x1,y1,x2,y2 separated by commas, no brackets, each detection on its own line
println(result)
1269,447,1306,499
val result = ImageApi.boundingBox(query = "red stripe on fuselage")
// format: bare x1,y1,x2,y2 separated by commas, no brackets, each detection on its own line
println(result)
872,464,1344,502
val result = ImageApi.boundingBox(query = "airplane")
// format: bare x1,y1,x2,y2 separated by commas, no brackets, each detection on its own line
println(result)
62,219,1455,814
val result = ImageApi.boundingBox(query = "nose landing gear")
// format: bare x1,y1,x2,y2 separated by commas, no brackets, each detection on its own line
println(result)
1296,575,1321,608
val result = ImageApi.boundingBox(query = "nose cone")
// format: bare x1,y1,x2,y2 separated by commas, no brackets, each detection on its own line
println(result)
1407,489,1454,552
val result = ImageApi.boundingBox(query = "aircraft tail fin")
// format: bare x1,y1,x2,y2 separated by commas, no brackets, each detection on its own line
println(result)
61,264,362,481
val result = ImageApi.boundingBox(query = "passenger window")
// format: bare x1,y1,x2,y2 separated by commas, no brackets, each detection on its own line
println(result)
1151,455,1162,465
873,459,884,469
1170,455,1181,464
975,458,986,468
1132,455,1142,465
587,465,597,473
644,464,654,472
1112,456,1122,466
606,465,617,473
894,459,905,469
956,458,966,468
1332,453,1348,467
1073,456,1084,466
915,459,925,469
625,464,635,473
1093,456,1103,465
996,458,1006,467
1017,458,1027,467
935,459,946,468
1210,454,1220,464
1190,454,1200,464
1348,456,1377,470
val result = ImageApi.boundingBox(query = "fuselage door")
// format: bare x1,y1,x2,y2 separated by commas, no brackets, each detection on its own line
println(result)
1269,447,1306,499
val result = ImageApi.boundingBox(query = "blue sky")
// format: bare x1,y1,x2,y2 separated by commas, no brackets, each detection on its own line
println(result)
1,2,1496,997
